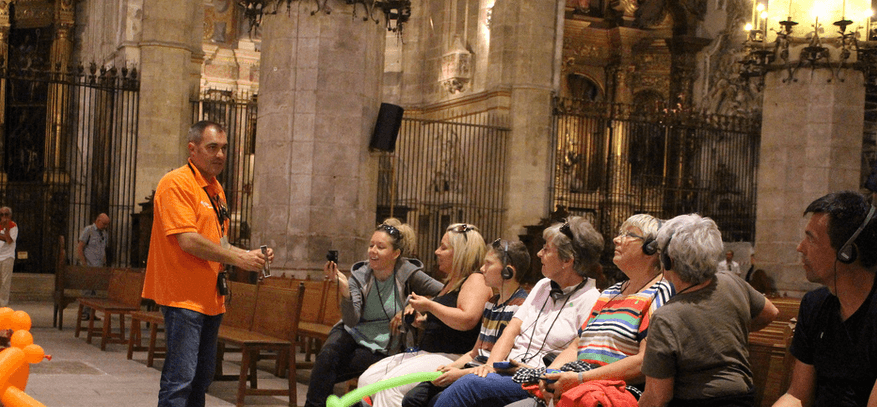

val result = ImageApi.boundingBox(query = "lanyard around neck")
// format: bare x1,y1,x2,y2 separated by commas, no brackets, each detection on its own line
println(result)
187,162,226,236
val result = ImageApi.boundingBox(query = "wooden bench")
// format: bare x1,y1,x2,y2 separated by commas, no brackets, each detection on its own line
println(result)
75,268,146,350
127,310,166,367
298,279,341,362
749,317,797,407
215,281,305,407
53,235,116,330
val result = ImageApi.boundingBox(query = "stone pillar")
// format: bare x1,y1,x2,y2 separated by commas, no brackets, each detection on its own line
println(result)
135,0,204,204
252,2,386,276
496,0,560,237
755,68,865,296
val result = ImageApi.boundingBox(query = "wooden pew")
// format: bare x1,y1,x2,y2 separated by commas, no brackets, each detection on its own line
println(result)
74,268,146,350
749,317,797,407
298,279,342,361
127,310,166,367
53,236,116,330
215,282,305,407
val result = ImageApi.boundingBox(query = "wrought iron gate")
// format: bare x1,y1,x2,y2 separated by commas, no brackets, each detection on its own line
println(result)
378,116,510,274
192,90,258,249
0,64,140,272
551,98,762,252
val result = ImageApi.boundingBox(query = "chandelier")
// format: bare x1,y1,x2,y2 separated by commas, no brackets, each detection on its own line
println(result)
739,0,874,83
239,0,411,35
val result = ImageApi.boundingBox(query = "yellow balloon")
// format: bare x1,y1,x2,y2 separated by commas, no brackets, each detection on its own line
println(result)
9,312,30,332
10,331,32,349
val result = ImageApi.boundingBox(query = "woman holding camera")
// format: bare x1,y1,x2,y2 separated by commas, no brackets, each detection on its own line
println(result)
304,218,444,407
358,223,493,407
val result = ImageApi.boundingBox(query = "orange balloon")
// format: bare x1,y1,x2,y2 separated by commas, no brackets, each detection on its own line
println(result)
9,331,32,349
0,308,13,330
21,346,42,365
7,364,28,391
9,312,30,332
0,348,25,385
1,386,45,407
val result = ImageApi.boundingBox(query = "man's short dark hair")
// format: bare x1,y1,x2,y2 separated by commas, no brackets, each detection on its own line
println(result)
804,191,877,268
188,120,225,144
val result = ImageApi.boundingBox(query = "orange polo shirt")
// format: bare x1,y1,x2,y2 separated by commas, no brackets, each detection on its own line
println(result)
142,159,228,316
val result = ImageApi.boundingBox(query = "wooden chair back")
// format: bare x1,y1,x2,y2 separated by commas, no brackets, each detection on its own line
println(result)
771,297,801,324
252,282,305,341
320,280,342,325
223,282,258,330
63,266,114,292
298,279,327,324
260,275,294,289
111,268,146,308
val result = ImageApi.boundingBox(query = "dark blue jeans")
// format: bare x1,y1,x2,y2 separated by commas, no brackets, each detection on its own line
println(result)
159,306,223,407
304,324,387,407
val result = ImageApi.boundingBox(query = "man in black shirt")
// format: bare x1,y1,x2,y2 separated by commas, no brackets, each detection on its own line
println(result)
773,191,877,407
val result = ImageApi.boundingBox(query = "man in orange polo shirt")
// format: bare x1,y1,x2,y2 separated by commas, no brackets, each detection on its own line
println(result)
143,120,273,407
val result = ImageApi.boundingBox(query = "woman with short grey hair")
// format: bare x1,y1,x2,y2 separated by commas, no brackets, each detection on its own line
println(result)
639,214,778,407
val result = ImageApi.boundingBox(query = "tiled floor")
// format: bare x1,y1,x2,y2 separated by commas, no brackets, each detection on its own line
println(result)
14,301,317,407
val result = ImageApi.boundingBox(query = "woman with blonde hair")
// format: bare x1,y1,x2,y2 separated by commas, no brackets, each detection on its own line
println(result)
359,223,493,407
305,218,444,407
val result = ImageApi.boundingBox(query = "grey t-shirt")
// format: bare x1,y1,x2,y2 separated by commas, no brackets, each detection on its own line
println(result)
78,224,107,266
642,272,766,400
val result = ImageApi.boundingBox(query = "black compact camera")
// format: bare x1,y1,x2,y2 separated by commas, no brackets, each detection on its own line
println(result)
326,250,339,263
217,271,229,296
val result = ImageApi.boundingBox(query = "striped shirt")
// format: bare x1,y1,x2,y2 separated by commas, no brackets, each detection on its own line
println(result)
474,287,529,360
577,279,674,366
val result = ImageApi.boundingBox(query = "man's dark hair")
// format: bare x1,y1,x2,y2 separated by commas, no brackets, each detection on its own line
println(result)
187,120,225,144
804,191,877,268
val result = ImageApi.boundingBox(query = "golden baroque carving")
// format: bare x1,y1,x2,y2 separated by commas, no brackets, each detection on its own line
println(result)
0,2,10,17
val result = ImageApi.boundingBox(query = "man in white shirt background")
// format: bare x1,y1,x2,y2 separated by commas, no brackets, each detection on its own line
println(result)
717,249,741,278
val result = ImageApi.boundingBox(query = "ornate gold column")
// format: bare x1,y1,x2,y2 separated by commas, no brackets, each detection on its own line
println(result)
43,0,75,178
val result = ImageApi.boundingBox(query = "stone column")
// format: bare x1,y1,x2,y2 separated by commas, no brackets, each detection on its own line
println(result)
495,0,561,237
252,1,386,276
135,0,204,204
755,68,865,296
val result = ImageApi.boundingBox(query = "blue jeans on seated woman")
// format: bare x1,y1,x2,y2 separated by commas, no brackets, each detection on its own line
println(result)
159,306,223,407
432,372,531,407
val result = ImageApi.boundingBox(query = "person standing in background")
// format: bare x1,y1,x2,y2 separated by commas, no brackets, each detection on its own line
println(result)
76,213,111,320
717,249,741,278
0,207,16,307
77,213,110,266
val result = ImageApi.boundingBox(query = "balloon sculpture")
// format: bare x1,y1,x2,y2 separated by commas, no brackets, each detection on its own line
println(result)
326,371,441,407
0,307,50,407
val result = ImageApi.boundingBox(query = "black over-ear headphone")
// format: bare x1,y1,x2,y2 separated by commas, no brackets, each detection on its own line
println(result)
660,234,674,271
495,239,515,280
837,204,877,264
642,219,664,255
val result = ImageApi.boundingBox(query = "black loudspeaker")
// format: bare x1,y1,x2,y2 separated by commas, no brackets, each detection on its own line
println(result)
370,103,405,152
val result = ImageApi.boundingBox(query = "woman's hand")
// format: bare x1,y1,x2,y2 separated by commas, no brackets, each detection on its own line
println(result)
389,311,404,335
432,367,469,387
543,371,580,403
408,292,433,313
324,261,349,298
470,364,495,377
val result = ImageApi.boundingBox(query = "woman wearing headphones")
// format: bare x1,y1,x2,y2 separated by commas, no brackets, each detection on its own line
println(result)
520,214,675,406
431,216,603,407
401,239,533,407
638,214,778,407
305,219,444,407
358,223,493,407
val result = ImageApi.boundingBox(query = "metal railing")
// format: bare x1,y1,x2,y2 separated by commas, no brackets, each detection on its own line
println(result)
192,90,258,249
378,115,511,274
551,98,761,255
